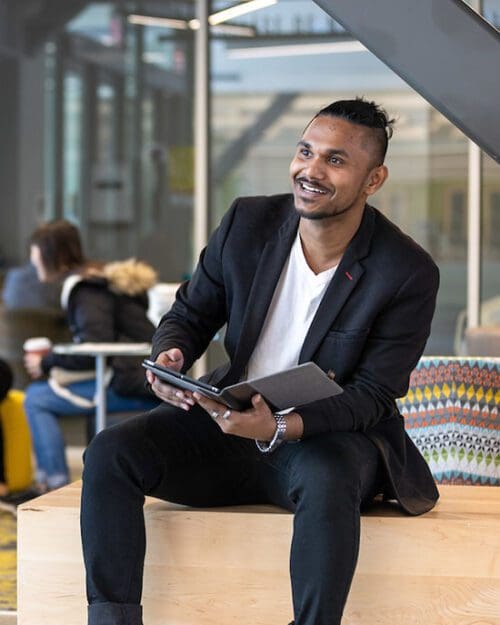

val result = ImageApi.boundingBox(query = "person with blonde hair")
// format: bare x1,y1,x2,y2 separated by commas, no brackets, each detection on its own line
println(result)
24,220,159,492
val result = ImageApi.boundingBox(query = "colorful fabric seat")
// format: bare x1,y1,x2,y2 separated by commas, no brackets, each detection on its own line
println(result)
397,357,499,485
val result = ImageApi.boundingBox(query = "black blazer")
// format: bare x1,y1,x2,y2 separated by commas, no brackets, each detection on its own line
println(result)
152,194,440,515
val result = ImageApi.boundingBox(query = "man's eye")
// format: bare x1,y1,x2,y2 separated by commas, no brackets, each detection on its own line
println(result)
300,148,311,157
330,156,342,165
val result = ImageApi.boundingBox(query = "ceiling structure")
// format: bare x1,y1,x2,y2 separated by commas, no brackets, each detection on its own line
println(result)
0,0,499,161
313,0,500,163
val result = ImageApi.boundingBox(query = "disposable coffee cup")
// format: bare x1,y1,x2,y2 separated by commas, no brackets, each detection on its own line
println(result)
23,337,53,357
147,283,179,325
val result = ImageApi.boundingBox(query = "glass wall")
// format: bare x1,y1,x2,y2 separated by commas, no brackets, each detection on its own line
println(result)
474,0,500,316
481,153,500,326
0,0,498,361
62,72,83,224
210,0,474,355
49,2,196,281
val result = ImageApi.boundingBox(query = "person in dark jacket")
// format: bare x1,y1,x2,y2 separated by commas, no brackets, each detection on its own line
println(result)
81,99,440,625
24,220,160,492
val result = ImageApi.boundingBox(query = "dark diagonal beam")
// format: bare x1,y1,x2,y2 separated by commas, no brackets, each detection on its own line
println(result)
24,0,89,55
214,92,299,184
313,0,500,163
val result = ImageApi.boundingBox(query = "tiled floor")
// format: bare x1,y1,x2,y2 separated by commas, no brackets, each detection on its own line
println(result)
0,512,15,613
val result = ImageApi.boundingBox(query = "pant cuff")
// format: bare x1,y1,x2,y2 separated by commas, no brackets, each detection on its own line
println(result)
47,473,69,490
35,469,47,485
88,602,142,625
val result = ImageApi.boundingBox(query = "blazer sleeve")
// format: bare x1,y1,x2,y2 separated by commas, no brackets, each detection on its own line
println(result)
298,261,440,437
151,200,238,371
41,283,116,372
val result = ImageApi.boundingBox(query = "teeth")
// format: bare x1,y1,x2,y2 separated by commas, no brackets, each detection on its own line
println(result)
300,181,326,194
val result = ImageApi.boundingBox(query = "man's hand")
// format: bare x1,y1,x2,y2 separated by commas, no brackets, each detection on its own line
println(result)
193,392,277,440
146,348,195,410
24,352,44,379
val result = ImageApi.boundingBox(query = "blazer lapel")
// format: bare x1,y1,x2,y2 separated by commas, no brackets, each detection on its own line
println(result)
231,209,299,376
299,205,376,363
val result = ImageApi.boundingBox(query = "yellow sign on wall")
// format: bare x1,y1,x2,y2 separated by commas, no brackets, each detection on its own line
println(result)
168,146,194,194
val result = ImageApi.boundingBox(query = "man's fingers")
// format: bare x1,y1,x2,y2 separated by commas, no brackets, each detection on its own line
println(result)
150,379,194,410
192,392,211,411
157,348,184,372
166,347,183,363
147,349,188,406
192,393,228,421
251,394,264,408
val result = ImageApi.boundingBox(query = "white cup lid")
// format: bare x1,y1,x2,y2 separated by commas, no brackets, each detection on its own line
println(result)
23,337,53,351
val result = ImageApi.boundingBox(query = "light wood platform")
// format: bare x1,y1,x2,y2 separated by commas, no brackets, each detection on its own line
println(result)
18,483,500,625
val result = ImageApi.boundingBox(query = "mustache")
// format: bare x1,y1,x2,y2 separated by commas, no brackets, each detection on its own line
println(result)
295,177,331,193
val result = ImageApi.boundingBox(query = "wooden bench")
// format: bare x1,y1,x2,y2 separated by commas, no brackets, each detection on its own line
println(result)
18,482,500,625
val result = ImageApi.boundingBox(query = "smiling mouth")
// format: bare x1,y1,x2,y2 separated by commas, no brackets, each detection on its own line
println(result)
296,178,328,195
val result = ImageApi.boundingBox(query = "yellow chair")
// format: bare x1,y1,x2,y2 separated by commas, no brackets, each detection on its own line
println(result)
0,389,33,492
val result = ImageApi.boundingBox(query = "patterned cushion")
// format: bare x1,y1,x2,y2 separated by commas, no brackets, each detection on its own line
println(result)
397,357,499,485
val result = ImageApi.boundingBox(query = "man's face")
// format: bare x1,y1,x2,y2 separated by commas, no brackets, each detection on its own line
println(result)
289,115,385,221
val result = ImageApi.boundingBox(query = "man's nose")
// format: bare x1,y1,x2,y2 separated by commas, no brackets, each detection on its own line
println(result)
303,156,325,179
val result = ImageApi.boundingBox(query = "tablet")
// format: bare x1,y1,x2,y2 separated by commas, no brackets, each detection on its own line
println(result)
142,360,222,399
143,360,343,412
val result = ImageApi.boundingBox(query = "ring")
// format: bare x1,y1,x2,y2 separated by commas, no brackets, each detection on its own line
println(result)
210,410,220,419
221,409,231,420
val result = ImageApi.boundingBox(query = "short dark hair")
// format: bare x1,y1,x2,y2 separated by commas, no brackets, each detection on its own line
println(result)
0,359,13,402
30,220,85,277
314,97,395,165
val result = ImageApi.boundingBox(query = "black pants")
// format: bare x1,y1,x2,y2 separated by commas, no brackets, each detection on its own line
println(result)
81,403,382,625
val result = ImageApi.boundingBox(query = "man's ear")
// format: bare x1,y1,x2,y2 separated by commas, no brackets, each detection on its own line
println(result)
365,165,388,197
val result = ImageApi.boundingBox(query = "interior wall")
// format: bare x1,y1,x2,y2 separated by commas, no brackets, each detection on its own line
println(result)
0,56,20,266
17,52,46,261
0,50,45,269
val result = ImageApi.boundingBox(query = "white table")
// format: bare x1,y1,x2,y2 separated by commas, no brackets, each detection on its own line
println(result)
53,342,151,434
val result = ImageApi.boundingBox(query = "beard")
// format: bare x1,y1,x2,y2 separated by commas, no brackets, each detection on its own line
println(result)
294,202,355,221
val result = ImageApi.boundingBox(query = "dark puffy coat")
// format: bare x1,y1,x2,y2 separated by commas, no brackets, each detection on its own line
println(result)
41,259,157,397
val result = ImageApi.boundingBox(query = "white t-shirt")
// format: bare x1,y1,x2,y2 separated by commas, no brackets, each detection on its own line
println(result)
246,231,337,380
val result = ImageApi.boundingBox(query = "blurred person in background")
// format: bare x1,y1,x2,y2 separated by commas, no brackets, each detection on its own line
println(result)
2,261,61,311
24,220,160,493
